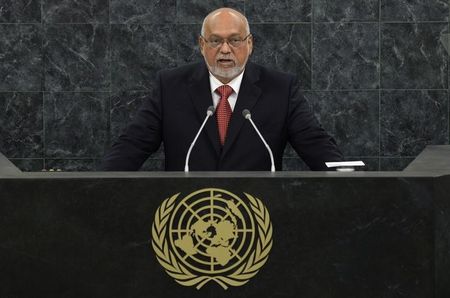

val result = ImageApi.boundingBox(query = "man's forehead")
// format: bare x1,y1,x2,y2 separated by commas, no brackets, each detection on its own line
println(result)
208,32,242,38
206,31,243,38
204,11,247,34
203,23,246,37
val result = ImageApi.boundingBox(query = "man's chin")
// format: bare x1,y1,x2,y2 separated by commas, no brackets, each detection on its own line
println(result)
211,66,243,81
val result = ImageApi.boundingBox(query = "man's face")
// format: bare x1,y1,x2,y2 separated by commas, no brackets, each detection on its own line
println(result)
199,11,253,83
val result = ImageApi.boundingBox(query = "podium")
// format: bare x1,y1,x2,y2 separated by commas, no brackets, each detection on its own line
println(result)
1,148,449,298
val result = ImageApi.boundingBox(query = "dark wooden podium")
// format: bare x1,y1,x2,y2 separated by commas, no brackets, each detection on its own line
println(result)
1,147,449,298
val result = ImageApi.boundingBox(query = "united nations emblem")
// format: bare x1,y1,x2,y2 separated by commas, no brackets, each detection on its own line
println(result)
151,188,273,290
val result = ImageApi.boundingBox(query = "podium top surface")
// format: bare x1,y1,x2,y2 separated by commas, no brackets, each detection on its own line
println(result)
0,169,448,179
2,146,450,179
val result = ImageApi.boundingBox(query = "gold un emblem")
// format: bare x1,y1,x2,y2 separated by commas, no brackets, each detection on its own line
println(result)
151,188,273,290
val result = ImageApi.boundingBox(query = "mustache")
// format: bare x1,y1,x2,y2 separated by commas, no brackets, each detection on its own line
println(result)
216,55,235,60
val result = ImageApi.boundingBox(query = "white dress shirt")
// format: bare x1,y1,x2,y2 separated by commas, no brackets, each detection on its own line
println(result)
208,70,245,111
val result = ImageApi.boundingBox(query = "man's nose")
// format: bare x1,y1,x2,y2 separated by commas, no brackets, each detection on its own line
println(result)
219,41,232,53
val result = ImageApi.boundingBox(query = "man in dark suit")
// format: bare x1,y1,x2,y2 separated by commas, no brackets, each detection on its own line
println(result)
101,8,343,171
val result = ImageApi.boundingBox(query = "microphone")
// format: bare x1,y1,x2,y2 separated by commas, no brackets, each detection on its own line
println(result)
184,106,215,172
242,109,275,172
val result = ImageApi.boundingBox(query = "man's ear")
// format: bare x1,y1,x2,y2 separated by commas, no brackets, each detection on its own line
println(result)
199,36,205,55
248,35,253,55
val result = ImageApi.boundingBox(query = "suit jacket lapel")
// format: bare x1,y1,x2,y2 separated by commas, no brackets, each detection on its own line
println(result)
221,63,262,158
187,62,221,156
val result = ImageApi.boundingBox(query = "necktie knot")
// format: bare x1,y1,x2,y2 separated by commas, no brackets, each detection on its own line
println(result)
216,85,233,98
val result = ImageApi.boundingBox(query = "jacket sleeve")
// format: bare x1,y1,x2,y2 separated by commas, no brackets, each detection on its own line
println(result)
287,76,343,170
99,73,163,171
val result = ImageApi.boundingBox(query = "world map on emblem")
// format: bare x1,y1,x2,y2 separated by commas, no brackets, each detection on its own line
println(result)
169,188,256,274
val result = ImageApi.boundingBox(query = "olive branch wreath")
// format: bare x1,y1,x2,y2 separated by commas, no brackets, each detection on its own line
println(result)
151,191,273,290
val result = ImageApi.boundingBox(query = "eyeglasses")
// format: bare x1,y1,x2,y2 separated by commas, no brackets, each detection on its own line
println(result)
201,33,252,48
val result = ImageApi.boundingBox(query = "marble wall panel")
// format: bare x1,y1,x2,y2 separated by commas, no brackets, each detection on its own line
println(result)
380,90,449,157
314,0,379,22
380,157,415,171
381,23,448,89
44,92,109,158
353,157,379,171
0,24,42,91
0,1,449,171
177,0,244,23
111,24,177,92
110,90,150,141
9,158,44,171
110,0,176,24
42,0,109,23
45,159,97,171
0,92,43,158
109,90,165,163
381,0,448,22
283,113,379,171
251,24,311,89
176,24,202,64
307,91,380,157
0,0,41,23
283,143,297,158
246,0,311,22
313,23,379,90
44,24,110,91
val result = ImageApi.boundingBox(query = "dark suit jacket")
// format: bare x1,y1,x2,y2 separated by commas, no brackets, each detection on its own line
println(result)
101,61,343,171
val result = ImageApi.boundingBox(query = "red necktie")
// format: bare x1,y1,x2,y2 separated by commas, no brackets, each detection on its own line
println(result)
215,85,233,146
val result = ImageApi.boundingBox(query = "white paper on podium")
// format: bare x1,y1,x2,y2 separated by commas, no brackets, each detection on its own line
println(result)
325,161,365,168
